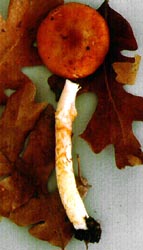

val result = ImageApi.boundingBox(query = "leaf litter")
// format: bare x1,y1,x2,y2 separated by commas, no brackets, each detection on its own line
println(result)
0,0,142,249
0,0,63,104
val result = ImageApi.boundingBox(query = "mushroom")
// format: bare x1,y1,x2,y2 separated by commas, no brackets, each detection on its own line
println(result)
37,1,110,244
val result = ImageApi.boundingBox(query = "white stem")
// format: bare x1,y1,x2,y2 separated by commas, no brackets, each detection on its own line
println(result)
55,79,89,230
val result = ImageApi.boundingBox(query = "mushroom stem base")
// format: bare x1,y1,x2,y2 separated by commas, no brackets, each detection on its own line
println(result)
74,216,102,243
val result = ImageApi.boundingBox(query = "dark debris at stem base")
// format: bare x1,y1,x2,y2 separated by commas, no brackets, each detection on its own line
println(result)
74,216,102,245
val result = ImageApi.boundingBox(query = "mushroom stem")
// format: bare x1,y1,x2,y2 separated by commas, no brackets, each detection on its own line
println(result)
55,79,101,242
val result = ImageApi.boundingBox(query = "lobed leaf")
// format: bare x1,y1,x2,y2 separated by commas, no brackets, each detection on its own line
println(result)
0,81,47,163
0,102,76,248
0,151,12,176
0,0,76,248
10,191,73,249
0,0,64,103
0,172,35,217
18,105,55,193
80,2,143,168
0,104,55,215
29,192,73,249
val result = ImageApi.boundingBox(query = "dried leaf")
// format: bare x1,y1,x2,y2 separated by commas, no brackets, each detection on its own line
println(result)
81,71,143,168
98,1,138,62
0,81,47,163
10,191,73,249
0,0,64,103
0,102,75,248
10,196,50,226
9,164,89,248
29,192,73,249
80,2,143,168
113,54,141,85
0,0,77,248
17,105,55,193
0,104,55,213
0,80,48,217
0,151,12,176
0,172,35,217
10,179,89,250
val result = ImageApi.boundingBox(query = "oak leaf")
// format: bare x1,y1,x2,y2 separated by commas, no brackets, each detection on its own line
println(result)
0,0,64,104
10,192,73,250
0,172,35,217
0,104,55,215
0,151,12,176
17,105,55,193
80,1,143,168
0,0,75,248
0,81,47,163
0,103,78,249
10,176,89,249
0,80,47,217
29,192,73,250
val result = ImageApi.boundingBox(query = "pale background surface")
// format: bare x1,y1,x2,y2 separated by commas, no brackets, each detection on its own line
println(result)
0,0,143,249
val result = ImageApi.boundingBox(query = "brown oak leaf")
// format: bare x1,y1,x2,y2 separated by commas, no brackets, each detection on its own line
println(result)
0,102,79,248
0,104,55,215
0,0,63,104
0,80,48,217
0,151,12,176
10,191,73,250
0,0,78,248
17,105,55,193
0,81,47,163
81,67,143,169
10,175,89,249
29,192,73,250
0,172,35,217
80,1,143,168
